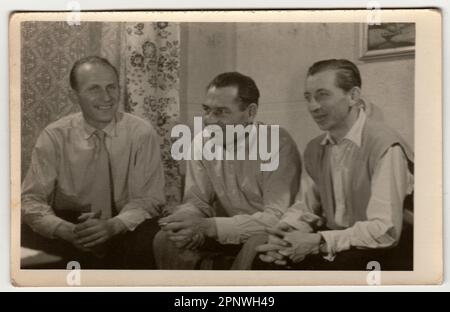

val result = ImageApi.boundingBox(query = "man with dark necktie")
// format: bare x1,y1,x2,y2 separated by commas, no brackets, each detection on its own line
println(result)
21,56,165,269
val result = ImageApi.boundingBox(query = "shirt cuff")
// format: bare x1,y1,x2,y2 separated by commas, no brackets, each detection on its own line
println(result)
213,217,242,244
319,228,353,262
114,207,151,232
108,217,128,235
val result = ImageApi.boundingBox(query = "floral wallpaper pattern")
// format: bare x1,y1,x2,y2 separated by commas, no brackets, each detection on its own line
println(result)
123,22,181,208
21,22,181,208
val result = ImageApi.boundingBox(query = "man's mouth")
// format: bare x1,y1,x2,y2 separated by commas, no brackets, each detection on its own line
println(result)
95,105,113,111
313,114,327,122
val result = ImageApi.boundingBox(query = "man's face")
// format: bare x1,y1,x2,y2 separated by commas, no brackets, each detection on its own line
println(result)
304,70,353,132
202,86,254,131
74,63,120,129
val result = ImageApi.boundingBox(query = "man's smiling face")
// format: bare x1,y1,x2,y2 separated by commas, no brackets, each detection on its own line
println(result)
74,63,120,130
304,69,353,132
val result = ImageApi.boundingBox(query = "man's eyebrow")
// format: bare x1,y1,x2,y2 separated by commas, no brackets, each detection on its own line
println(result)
202,104,229,110
315,88,330,93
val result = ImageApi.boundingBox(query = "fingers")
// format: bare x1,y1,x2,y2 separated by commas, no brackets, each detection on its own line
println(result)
159,213,185,224
74,224,101,238
76,231,105,245
185,239,201,250
267,234,291,247
74,219,99,232
190,233,205,249
168,234,190,242
161,222,186,232
266,250,285,261
259,252,288,265
265,227,287,239
259,254,275,263
78,211,102,222
277,222,294,232
82,236,108,248
278,248,294,257
78,213,93,222
170,228,193,237
274,259,288,266
256,243,284,253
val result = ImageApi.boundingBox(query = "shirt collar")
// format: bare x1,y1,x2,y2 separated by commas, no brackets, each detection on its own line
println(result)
321,109,366,147
81,113,119,140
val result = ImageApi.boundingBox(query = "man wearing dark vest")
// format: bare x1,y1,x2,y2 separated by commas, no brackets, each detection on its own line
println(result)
255,59,414,270
21,56,165,269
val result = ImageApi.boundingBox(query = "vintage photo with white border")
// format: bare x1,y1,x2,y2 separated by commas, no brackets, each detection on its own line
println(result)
9,9,442,286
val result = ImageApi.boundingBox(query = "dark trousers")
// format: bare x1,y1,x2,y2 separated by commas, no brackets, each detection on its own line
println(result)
21,218,161,270
253,223,413,271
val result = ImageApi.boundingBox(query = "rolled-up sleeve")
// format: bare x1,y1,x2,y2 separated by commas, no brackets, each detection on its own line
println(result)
21,130,65,239
115,126,166,231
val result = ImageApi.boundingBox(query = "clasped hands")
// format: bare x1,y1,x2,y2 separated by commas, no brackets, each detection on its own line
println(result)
55,211,121,252
158,208,216,250
256,222,324,266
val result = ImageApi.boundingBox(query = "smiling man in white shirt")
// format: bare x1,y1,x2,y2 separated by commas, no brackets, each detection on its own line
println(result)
256,59,414,270
21,56,165,269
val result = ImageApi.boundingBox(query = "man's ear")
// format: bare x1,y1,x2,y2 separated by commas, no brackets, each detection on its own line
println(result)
247,103,258,121
69,88,80,104
349,87,361,107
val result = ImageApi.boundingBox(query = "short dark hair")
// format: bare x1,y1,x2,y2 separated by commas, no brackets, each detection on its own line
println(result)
207,72,260,110
307,59,362,92
69,56,119,90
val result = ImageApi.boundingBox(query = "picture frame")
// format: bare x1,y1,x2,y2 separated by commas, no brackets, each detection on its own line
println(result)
358,23,415,60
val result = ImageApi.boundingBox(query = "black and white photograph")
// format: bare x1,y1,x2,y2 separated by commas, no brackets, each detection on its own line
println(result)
9,10,442,286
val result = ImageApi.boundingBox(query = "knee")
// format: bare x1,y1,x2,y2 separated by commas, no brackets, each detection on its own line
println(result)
153,230,170,255
231,234,268,270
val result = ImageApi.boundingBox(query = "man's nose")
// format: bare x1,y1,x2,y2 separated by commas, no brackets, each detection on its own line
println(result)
308,98,321,112
203,111,218,125
102,89,113,102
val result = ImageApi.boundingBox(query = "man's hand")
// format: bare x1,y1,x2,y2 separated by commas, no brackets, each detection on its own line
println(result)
255,222,295,266
159,208,216,249
73,218,121,248
279,232,323,263
161,227,206,250
54,221,90,252
256,222,325,265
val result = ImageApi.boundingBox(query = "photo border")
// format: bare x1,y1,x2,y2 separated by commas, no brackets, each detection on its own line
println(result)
9,9,443,287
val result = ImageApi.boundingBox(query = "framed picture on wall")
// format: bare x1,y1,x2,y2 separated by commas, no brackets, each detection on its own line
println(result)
358,23,415,60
